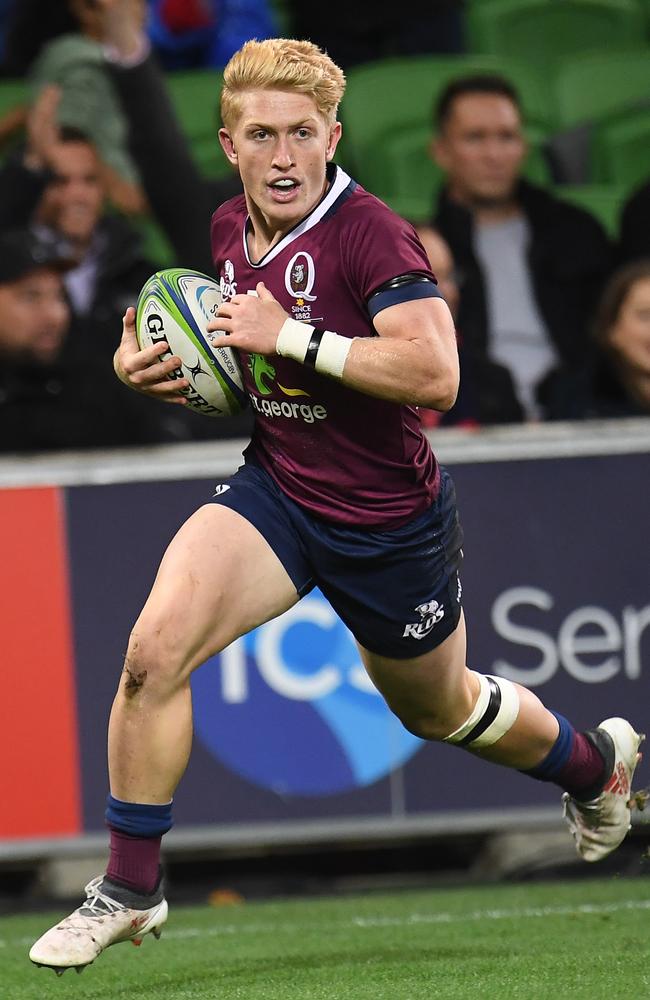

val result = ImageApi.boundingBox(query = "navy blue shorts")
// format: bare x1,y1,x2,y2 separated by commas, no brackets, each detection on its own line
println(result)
211,461,463,659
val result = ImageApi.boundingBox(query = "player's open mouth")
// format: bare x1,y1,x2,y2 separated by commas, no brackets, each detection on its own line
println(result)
268,179,300,201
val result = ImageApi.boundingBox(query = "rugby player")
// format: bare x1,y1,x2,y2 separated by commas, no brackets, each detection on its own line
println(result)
30,38,643,974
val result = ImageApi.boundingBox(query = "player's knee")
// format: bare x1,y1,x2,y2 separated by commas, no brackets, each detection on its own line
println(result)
398,711,466,743
121,621,194,697
389,669,478,742
442,671,520,750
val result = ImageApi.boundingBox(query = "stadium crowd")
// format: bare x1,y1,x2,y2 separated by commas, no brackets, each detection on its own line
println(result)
0,0,648,451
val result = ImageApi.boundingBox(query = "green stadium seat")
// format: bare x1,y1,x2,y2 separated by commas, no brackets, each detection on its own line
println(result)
166,69,231,179
268,0,293,33
553,184,627,237
638,0,650,34
0,78,29,160
591,109,650,193
467,0,645,73
136,216,175,267
554,50,650,129
339,54,551,191
366,122,551,222
0,77,28,115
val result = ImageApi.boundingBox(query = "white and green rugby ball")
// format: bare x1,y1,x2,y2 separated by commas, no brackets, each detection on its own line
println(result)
136,268,247,417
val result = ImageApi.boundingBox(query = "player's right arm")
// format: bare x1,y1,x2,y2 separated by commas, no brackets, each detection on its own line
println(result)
113,306,190,404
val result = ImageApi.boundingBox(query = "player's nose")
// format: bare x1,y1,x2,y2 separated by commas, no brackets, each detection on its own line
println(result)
271,137,294,168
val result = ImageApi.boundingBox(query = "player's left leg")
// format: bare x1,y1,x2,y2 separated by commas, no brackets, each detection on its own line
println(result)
358,615,644,862
359,612,559,768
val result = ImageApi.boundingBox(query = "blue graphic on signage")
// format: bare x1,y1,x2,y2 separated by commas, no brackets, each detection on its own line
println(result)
191,590,423,796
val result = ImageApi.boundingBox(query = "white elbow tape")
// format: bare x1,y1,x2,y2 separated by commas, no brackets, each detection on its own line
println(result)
276,318,352,379
443,671,520,749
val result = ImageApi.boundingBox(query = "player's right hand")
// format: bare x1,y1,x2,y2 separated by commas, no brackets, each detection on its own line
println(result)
113,306,189,404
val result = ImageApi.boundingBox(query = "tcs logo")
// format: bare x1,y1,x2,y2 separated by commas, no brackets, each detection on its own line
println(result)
191,590,423,796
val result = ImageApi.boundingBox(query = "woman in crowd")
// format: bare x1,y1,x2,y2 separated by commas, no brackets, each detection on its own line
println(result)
588,260,650,418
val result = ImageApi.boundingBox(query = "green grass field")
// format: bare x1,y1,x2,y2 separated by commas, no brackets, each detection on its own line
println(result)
3,878,650,999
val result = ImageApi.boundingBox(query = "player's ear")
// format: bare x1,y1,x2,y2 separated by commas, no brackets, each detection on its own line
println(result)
326,122,342,162
219,127,238,165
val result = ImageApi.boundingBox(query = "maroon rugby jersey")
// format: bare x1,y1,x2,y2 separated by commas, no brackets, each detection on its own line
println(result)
210,165,442,527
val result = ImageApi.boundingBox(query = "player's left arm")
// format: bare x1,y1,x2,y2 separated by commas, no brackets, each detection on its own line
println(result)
212,281,459,411
343,295,459,410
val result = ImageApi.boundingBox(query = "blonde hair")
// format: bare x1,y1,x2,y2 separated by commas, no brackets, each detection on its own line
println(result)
221,39,346,129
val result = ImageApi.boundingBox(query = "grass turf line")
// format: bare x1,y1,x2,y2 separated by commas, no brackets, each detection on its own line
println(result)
2,877,649,999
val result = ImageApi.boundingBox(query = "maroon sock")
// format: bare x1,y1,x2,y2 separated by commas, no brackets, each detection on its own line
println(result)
555,731,609,800
106,828,162,894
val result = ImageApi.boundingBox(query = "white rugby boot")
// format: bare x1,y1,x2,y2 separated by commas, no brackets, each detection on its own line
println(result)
29,875,167,975
562,717,645,863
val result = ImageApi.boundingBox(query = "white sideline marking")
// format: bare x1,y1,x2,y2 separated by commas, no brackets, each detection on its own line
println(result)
351,898,650,928
4,898,650,949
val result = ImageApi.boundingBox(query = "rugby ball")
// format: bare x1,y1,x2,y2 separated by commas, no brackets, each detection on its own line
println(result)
136,268,247,417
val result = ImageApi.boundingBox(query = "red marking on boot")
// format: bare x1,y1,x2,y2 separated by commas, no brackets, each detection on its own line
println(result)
603,762,629,796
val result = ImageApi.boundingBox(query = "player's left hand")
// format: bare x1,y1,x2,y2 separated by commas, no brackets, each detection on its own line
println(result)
208,282,288,355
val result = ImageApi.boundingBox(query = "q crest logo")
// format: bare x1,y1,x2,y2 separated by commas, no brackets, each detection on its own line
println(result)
285,251,318,322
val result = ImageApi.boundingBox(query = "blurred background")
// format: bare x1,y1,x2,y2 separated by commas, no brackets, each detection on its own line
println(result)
0,0,649,912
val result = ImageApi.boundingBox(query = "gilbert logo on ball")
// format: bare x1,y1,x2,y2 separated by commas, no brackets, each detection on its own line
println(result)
136,268,247,417
191,589,423,797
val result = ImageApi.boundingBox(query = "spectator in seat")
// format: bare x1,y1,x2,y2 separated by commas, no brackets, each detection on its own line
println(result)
430,74,613,424
26,0,147,214
0,93,154,360
0,97,206,441
414,224,478,429
587,260,650,419
0,229,176,451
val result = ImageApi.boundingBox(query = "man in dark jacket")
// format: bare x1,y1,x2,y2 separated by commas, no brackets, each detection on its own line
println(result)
0,229,176,451
0,109,153,359
0,96,217,441
431,75,613,424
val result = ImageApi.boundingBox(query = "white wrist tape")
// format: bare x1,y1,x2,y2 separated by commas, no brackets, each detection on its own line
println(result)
276,318,353,379
314,330,352,378
275,318,313,363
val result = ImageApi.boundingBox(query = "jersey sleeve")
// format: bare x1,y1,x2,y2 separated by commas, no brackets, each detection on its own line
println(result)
343,199,439,314
210,195,247,271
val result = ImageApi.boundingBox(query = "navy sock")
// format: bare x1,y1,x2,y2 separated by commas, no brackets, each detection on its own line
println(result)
522,712,608,800
105,795,173,838
105,795,173,895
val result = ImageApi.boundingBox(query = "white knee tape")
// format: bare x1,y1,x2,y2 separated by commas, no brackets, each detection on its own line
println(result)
443,671,520,749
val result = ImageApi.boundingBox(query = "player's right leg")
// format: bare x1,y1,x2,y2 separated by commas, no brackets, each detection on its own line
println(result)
107,503,299,807
30,503,300,974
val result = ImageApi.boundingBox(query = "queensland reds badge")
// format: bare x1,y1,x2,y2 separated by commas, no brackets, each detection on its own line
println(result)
285,251,317,322
219,259,237,302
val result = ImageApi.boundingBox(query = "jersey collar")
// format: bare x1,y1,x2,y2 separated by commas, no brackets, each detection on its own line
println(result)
242,164,356,268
